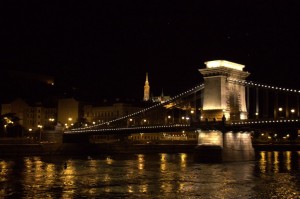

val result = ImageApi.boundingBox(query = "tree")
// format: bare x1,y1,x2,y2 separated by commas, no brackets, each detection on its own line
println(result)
0,113,23,137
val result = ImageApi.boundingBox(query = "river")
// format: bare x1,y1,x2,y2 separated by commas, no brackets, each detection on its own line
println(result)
0,151,300,198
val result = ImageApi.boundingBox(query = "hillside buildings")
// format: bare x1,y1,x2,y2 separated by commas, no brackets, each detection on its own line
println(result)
1,72,172,135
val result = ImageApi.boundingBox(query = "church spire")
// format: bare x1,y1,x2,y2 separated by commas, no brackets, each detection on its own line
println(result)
143,72,150,101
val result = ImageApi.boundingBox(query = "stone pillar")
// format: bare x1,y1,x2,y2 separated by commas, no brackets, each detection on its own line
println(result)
199,60,250,121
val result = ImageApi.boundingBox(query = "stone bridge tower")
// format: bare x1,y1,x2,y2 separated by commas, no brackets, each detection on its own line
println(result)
199,60,250,121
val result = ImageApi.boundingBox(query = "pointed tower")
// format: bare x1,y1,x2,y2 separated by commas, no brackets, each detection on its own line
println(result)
143,72,150,101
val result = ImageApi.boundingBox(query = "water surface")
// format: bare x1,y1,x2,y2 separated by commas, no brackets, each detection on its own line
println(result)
0,151,299,198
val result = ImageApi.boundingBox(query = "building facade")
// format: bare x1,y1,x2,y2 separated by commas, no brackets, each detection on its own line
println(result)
57,98,80,129
84,103,142,124
1,98,57,131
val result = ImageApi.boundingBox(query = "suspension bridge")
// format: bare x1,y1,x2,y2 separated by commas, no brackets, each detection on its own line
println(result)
61,60,300,161
64,60,300,135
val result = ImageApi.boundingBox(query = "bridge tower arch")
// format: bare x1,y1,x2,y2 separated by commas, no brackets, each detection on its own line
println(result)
199,60,250,121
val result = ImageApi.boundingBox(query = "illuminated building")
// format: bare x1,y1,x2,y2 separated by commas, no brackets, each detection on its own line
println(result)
151,89,171,103
83,102,142,124
199,60,250,121
57,98,80,129
143,73,171,103
1,98,28,127
1,98,57,131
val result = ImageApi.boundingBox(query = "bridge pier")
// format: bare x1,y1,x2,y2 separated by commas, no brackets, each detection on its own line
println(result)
194,130,223,162
194,130,255,163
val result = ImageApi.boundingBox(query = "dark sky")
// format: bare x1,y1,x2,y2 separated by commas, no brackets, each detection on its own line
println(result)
1,1,300,101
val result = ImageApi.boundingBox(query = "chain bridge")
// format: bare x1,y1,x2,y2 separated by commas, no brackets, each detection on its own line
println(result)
62,60,300,161
64,60,300,135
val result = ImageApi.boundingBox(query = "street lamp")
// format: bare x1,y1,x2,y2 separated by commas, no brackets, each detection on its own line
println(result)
37,125,43,142
291,109,295,119
278,107,283,118
167,115,171,124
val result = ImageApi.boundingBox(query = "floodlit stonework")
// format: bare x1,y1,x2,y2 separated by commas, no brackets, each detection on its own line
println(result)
199,60,250,121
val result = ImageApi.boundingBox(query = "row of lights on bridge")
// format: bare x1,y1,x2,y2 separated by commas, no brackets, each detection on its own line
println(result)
228,78,300,93
254,108,297,117
231,119,299,125
66,124,190,134
72,84,204,131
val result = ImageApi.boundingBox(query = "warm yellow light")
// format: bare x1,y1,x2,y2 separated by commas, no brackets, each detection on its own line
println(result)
28,128,32,131
68,117,72,121
291,109,295,113
278,107,283,112
190,110,194,114
167,115,171,119
205,60,245,71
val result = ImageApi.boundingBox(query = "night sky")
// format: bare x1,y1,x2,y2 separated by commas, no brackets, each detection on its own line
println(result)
1,1,300,102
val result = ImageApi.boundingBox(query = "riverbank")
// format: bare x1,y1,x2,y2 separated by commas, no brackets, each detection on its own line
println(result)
0,142,198,156
1,139,300,157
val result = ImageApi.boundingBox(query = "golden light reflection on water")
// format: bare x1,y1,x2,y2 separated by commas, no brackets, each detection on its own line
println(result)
1,152,299,198
62,160,75,185
127,185,133,193
106,156,113,165
161,182,172,193
61,160,76,199
0,161,8,172
273,151,279,173
258,151,294,173
0,161,8,182
103,174,111,183
24,157,44,189
178,182,185,192
259,151,266,173
139,184,148,193
137,154,144,171
45,164,55,184
104,187,111,193
160,153,167,171
180,153,187,169
286,151,291,171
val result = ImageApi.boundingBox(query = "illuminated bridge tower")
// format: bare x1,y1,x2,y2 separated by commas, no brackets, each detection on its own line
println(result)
199,60,250,121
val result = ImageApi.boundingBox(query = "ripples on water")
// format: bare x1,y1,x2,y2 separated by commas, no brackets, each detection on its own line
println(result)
0,151,300,198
